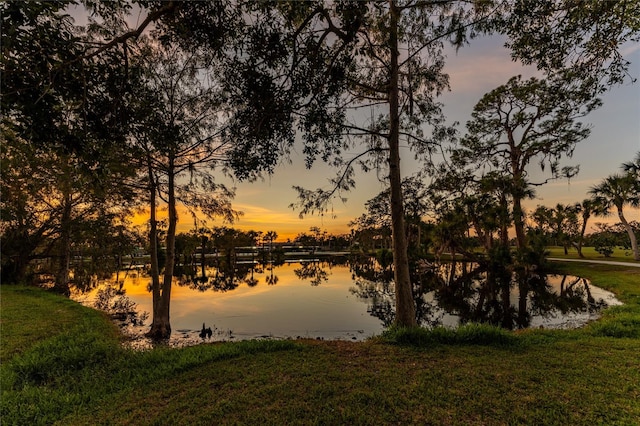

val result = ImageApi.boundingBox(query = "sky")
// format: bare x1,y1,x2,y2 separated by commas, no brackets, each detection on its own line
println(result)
69,5,639,241
220,36,640,241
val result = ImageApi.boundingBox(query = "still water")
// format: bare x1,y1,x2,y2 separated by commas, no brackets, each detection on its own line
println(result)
72,259,622,349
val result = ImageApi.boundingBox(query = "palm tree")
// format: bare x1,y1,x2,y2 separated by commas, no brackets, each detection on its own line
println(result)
263,231,278,264
574,199,607,259
589,173,640,261
551,203,580,255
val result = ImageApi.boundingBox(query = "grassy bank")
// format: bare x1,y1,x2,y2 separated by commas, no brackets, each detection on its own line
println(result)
1,261,639,425
547,245,639,262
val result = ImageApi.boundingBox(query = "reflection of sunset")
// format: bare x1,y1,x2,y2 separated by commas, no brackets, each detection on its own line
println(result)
93,262,382,341
118,276,151,296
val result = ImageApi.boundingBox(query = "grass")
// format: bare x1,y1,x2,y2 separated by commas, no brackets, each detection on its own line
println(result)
546,245,639,262
1,259,639,425
0,285,123,362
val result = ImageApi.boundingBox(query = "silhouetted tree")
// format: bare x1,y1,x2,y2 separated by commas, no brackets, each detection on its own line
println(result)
452,75,601,251
130,42,238,339
590,173,640,261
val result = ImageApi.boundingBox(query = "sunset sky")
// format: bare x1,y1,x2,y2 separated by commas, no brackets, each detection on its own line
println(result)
214,36,640,241
72,7,638,241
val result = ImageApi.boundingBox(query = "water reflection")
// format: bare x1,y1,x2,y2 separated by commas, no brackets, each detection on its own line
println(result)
72,257,621,349
92,283,149,327
350,259,619,330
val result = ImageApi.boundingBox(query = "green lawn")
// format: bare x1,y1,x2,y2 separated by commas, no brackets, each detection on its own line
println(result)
1,260,639,425
546,245,639,262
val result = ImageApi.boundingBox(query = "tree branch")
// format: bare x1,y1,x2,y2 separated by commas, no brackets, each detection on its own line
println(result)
83,1,180,60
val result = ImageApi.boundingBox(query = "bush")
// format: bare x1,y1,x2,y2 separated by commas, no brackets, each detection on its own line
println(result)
591,232,617,257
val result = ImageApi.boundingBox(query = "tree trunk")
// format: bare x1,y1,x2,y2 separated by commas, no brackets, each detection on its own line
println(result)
499,194,509,248
54,190,72,296
146,155,168,339
512,196,527,250
618,206,639,261
517,278,529,328
388,0,416,328
158,164,177,337
576,210,591,259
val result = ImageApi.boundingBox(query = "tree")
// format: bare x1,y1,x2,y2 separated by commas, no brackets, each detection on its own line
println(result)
1,118,135,293
174,232,200,272
589,173,640,261
285,1,503,328
429,205,475,261
2,1,90,152
573,198,607,259
350,192,395,251
1,2,151,294
128,42,238,339
263,231,278,252
588,223,628,258
1,126,61,284
459,186,509,253
1,1,147,169
530,205,554,238
452,74,601,250
545,203,580,255
350,174,432,253
499,0,640,95
430,169,515,253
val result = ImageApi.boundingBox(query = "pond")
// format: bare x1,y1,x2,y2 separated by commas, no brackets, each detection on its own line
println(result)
71,257,622,349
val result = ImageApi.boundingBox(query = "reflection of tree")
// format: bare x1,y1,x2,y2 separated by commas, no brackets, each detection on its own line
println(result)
259,248,284,286
294,261,330,286
349,257,440,328
245,265,259,288
265,265,279,286
430,261,503,326
350,279,395,327
349,256,610,330
209,262,246,292
179,275,211,292
171,243,290,290
349,255,393,283
177,261,254,292
94,285,148,326
530,275,607,318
